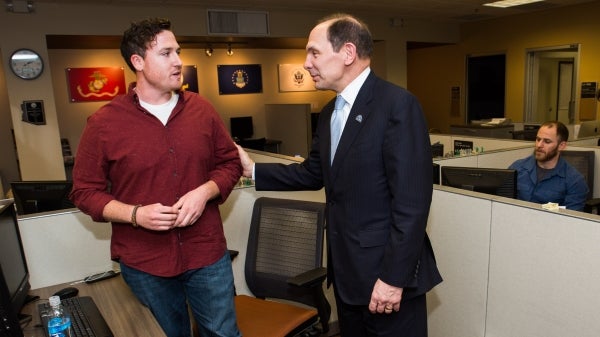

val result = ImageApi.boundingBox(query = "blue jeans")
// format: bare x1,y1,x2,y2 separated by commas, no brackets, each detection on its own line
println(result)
120,252,240,337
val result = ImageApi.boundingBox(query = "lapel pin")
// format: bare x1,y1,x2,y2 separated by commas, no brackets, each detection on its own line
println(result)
355,115,363,123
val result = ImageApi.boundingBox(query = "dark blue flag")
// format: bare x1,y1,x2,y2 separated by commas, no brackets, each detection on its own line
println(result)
217,64,263,95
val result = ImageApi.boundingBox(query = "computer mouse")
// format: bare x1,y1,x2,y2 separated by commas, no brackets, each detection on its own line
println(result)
52,286,79,300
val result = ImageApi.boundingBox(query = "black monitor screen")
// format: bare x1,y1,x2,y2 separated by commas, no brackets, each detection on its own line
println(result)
441,166,517,198
230,116,253,140
0,198,31,319
10,181,75,215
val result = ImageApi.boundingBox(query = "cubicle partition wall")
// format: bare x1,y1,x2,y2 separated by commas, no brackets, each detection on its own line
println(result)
486,200,600,337
570,137,600,146
430,133,532,158
427,186,600,337
426,188,493,337
18,209,115,289
14,147,600,336
432,133,600,199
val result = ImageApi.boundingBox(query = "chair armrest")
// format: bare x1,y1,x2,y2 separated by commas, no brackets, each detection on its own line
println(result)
228,249,239,261
287,267,327,288
585,198,600,206
585,198,600,214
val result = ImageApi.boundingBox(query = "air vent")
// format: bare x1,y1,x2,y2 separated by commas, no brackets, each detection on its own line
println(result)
207,10,269,36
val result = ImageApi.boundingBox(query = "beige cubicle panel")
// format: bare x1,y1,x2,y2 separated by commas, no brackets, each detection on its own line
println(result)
18,209,115,289
486,203,600,337
427,185,600,337
426,188,493,337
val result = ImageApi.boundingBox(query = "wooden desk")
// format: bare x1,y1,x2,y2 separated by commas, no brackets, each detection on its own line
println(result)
264,139,282,154
20,275,166,337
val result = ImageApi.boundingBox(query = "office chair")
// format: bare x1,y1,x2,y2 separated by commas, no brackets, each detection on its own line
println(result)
560,150,600,214
235,197,331,337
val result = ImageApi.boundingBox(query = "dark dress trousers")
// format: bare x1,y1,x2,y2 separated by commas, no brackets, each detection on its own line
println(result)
255,72,442,307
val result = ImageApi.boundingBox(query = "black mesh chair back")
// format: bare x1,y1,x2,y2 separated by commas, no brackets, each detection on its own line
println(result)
245,197,326,306
561,150,594,200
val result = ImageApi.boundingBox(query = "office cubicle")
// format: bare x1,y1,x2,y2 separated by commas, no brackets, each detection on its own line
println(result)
15,144,600,337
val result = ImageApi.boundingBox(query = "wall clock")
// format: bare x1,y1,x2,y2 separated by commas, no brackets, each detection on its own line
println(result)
10,48,44,80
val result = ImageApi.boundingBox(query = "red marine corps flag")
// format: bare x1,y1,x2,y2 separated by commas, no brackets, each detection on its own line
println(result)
67,67,126,102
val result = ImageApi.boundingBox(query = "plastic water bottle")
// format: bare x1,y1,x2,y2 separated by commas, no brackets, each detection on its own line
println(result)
47,295,72,337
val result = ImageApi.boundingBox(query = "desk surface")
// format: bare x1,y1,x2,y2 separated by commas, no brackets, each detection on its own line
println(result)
20,275,166,337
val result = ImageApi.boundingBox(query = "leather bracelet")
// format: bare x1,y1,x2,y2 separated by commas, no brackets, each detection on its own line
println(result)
131,204,142,227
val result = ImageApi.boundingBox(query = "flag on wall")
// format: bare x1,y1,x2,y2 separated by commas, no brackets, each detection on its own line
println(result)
182,65,199,93
67,67,126,102
278,64,315,92
217,64,262,95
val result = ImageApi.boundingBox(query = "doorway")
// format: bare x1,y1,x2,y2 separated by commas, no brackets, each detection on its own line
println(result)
524,44,579,125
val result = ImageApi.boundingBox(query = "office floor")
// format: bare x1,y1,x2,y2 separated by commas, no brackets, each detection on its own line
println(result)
322,321,340,337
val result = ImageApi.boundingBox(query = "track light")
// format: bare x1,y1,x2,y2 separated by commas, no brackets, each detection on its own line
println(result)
205,46,213,57
226,43,234,56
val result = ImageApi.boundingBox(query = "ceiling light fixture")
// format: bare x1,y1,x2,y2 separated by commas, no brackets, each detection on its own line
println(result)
226,43,234,56
205,45,213,57
483,0,544,8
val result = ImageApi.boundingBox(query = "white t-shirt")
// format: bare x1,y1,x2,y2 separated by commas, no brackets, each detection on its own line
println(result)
139,93,179,125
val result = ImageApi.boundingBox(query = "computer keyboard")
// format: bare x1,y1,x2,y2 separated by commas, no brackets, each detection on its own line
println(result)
38,296,114,337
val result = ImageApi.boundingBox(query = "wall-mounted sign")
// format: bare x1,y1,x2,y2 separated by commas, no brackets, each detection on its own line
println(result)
21,100,45,125
580,82,598,120
581,82,597,98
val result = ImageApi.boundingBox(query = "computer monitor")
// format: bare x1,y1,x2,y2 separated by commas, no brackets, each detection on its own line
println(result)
230,116,254,140
441,166,517,198
10,181,75,215
0,198,31,336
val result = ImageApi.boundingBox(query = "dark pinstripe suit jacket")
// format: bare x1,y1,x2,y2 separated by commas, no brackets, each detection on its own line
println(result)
255,71,442,305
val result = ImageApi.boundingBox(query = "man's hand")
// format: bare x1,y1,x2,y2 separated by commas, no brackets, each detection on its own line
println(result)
133,203,179,231
235,144,255,178
368,278,403,314
172,181,219,227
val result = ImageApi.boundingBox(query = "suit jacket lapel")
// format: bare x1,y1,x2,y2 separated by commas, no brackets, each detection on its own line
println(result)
330,72,377,177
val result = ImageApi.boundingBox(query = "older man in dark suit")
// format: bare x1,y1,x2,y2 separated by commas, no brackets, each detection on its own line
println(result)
237,13,441,337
